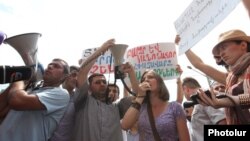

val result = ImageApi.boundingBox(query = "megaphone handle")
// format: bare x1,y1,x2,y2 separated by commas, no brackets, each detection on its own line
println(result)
120,78,136,96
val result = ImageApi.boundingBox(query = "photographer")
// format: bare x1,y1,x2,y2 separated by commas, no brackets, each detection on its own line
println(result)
182,77,226,141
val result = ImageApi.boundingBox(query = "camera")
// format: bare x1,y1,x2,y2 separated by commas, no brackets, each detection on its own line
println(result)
183,90,211,108
183,90,227,108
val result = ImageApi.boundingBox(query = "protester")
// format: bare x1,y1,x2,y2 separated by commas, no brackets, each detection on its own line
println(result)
0,58,70,141
49,65,79,141
108,83,120,103
71,39,137,141
121,69,190,141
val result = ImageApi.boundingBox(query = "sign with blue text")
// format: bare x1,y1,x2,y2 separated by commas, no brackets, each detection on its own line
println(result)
125,42,178,80
81,48,114,74
174,0,240,55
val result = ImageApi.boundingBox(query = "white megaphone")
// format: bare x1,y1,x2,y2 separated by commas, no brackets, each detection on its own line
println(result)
110,44,128,79
110,44,136,96
4,33,44,82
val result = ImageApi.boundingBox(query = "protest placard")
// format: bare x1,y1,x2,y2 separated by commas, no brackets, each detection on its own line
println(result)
175,0,240,55
81,48,114,74
125,42,178,80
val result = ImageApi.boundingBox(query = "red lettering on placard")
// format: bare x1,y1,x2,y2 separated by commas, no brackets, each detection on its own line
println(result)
90,65,98,73
126,46,146,58
100,66,107,74
149,43,161,53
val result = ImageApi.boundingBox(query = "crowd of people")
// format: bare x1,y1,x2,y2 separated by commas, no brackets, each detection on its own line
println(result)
0,1,250,141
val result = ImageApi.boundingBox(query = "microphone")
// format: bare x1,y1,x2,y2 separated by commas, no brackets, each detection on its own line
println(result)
187,66,213,88
0,65,33,84
187,66,207,77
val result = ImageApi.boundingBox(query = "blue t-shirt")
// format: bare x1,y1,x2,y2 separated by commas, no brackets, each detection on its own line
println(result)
0,87,70,141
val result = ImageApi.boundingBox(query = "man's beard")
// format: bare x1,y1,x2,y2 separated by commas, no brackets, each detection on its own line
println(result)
91,91,108,102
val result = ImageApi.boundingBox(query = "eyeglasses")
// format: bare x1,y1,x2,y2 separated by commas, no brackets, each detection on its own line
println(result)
94,80,107,85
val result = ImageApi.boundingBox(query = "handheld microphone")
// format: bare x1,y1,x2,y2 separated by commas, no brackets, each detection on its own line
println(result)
0,65,33,84
187,66,213,88
187,66,207,77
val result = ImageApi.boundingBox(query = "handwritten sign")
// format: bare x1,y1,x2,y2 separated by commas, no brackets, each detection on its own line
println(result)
174,0,240,55
125,43,178,80
81,48,114,74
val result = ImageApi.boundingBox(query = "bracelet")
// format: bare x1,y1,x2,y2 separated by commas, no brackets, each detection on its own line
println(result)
239,94,250,108
131,101,141,111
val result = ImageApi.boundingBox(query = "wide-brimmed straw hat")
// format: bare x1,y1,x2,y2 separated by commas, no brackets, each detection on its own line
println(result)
212,29,250,55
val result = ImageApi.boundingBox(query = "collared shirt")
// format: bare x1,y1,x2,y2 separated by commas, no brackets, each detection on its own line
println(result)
72,83,131,141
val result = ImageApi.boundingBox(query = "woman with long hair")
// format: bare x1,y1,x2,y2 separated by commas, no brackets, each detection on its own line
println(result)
121,69,190,141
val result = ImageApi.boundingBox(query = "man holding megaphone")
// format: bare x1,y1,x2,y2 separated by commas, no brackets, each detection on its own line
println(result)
0,63,44,124
0,58,70,141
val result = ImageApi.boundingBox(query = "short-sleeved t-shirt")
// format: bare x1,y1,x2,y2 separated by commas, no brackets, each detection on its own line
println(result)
0,87,70,141
138,101,186,141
